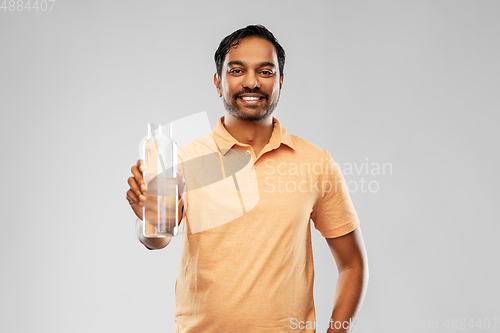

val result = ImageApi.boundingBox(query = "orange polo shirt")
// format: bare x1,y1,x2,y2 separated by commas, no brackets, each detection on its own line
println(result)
175,117,359,333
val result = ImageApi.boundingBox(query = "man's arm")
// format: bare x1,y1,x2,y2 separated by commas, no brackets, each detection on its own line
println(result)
325,226,369,333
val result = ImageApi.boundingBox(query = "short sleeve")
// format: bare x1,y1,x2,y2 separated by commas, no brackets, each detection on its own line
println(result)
310,150,360,238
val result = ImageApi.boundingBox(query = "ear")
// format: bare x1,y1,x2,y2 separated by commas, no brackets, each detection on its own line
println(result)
279,74,284,90
214,73,222,97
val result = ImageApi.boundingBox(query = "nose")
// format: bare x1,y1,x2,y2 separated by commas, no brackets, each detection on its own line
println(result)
242,70,260,89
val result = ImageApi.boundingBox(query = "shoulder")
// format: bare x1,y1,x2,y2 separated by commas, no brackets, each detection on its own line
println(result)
284,134,343,179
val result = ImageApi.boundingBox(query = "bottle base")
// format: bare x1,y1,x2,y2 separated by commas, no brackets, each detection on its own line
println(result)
143,226,179,238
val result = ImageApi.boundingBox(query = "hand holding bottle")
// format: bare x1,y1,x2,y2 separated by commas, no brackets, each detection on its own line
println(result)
126,159,185,222
126,159,147,220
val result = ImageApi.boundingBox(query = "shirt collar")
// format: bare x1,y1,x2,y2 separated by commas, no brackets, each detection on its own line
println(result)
212,116,296,155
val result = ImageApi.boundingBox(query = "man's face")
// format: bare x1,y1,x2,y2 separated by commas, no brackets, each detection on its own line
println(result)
214,37,283,122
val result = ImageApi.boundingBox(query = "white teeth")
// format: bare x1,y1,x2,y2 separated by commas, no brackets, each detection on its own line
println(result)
241,96,261,101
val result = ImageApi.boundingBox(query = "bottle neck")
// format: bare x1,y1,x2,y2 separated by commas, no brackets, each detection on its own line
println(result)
148,123,162,137
148,123,174,140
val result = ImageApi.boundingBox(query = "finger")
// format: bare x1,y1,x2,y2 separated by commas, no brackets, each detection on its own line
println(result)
127,190,144,220
131,165,146,194
127,189,145,206
137,159,145,172
128,176,142,198
127,189,139,205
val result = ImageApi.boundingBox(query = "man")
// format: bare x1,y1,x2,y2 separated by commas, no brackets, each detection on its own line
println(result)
126,25,368,333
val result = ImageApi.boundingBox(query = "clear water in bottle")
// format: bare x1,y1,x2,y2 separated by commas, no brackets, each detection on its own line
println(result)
142,123,179,237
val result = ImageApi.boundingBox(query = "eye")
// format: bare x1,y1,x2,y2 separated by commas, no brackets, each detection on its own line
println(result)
229,69,243,74
260,70,274,76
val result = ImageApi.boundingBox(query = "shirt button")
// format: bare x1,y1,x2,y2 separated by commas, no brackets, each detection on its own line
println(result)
253,165,256,169
246,150,251,155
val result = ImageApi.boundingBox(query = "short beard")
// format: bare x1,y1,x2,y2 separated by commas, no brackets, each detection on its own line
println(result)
222,89,280,123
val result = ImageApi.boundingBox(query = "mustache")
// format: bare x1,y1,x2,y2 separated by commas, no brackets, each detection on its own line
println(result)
232,88,269,100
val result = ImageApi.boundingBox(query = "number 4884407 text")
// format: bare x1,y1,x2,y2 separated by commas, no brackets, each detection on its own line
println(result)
1,0,56,11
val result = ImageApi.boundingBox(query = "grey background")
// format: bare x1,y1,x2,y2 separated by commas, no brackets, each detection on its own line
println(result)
1,0,499,332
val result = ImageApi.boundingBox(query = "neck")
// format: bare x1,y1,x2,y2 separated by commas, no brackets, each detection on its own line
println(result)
223,112,274,156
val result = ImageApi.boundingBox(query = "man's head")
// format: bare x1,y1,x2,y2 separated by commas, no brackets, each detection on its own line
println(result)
214,25,286,122
215,25,285,81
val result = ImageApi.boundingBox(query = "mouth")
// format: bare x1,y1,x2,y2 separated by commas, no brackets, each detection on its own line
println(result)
237,94,265,105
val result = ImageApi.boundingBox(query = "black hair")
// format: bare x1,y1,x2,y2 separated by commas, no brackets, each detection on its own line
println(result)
214,25,285,80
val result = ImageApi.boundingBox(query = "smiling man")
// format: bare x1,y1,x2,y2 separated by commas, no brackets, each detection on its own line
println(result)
214,33,285,157
127,25,368,333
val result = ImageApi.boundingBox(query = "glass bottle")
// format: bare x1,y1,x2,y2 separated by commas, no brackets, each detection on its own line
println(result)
142,123,179,237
